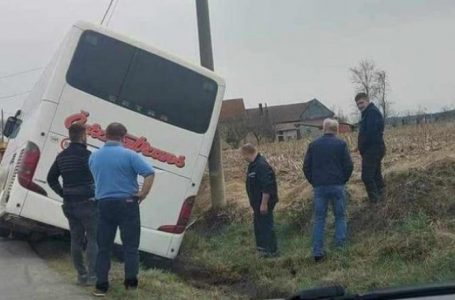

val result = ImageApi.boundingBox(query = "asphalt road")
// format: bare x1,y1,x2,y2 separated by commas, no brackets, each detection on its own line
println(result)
0,238,91,300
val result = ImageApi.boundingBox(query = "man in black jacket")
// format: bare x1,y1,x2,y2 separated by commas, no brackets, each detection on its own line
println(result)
303,119,353,261
241,144,278,257
355,92,386,202
47,123,98,286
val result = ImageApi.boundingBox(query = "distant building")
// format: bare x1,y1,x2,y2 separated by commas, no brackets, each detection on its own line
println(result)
219,98,246,122
220,98,352,142
246,99,335,141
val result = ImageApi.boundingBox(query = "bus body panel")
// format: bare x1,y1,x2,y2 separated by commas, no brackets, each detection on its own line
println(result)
5,180,29,216
24,101,59,181
20,190,69,229
49,85,203,179
167,232,186,259
0,22,225,259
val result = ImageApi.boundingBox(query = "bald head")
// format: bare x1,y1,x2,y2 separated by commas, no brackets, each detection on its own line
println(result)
323,118,339,134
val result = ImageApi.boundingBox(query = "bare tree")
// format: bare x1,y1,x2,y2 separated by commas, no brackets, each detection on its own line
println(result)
350,59,378,100
350,59,393,119
220,117,249,148
248,113,275,144
375,70,393,119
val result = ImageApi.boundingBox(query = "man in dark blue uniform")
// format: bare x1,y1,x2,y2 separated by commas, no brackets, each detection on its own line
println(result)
241,144,278,257
355,92,386,202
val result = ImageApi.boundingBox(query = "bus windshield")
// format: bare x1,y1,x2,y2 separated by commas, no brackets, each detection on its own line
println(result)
66,30,218,134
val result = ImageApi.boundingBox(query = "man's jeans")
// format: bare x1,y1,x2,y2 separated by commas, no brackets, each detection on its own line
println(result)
96,198,141,291
253,203,278,255
312,185,347,257
62,200,98,282
361,148,385,202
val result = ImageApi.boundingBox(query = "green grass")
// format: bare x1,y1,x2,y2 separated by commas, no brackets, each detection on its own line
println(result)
177,210,455,299
39,158,455,299
39,209,455,300
44,251,242,300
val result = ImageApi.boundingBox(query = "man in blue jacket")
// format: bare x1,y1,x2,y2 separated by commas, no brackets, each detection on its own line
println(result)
303,119,353,261
355,92,386,202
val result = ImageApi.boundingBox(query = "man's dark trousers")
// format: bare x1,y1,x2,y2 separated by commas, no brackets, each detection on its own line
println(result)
361,146,385,202
253,203,277,255
96,198,141,291
62,200,98,283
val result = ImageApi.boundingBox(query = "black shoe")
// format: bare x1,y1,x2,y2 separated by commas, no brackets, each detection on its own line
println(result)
314,255,326,263
124,278,139,290
92,288,107,297
93,282,108,297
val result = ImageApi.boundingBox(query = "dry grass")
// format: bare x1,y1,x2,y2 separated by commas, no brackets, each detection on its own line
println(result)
196,121,455,212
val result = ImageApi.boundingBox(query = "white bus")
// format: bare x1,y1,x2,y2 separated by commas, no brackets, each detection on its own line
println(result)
0,21,225,259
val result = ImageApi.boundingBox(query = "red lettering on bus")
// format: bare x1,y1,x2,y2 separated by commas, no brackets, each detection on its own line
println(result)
64,111,186,168
64,111,89,128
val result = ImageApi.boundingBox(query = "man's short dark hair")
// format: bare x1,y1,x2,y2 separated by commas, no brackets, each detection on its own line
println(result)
106,123,127,141
355,92,369,102
241,143,257,155
68,123,86,143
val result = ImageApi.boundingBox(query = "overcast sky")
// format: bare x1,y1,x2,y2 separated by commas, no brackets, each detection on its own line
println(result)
1,0,455,118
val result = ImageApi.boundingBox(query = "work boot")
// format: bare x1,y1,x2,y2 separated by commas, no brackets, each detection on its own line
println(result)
124,278,139,290
93,282,108,297
92,288,107,298
314,255,326,263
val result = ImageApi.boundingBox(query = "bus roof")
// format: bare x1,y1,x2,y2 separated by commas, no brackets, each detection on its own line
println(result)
73,21,225,88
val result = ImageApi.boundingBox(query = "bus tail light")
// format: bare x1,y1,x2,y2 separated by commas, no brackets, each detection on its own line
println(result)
17,142,47,196
158,196,195,234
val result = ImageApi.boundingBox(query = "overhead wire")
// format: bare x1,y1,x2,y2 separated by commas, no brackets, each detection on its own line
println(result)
101,0,115,25
106,0,120,26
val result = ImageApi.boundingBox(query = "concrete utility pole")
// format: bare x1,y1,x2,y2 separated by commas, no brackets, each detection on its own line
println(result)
195,0,226,209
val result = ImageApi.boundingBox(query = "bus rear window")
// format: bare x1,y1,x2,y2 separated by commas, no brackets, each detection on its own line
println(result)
66,30,218,134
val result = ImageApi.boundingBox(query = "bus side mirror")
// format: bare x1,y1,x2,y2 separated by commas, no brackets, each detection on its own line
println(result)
3,116,22,139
